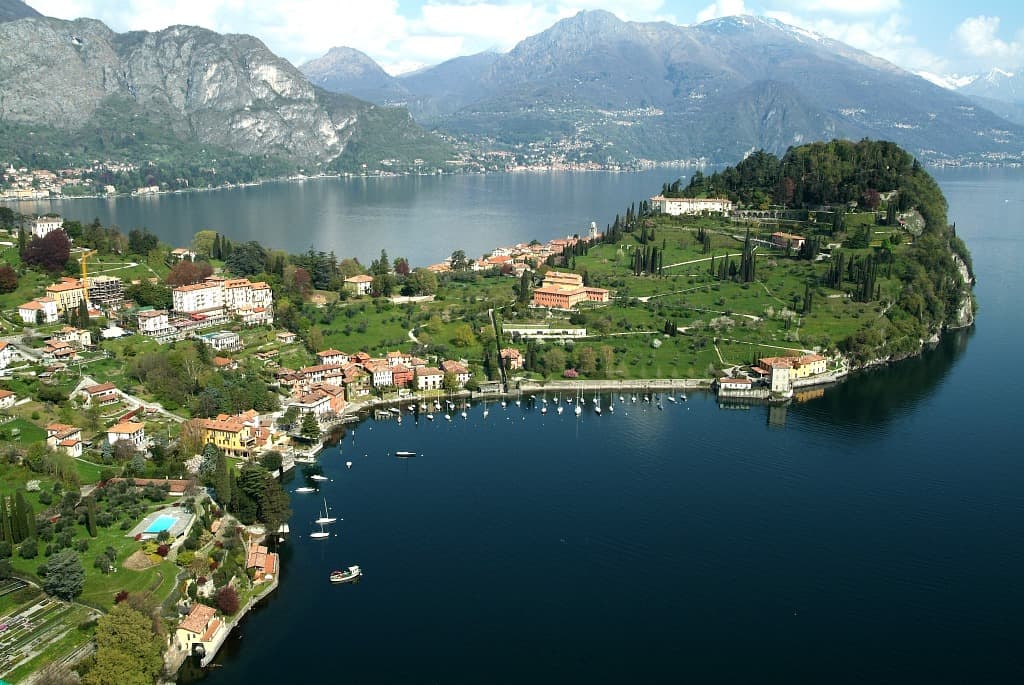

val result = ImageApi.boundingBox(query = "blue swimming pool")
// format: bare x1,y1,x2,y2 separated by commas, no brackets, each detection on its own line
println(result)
145,515,176,534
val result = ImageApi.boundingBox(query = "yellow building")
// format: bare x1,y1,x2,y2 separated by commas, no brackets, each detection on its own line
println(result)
531,271,609,309
199,413,257,458
45,278,85,314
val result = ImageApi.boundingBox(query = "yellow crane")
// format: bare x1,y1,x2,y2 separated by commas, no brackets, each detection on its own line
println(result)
79,249,97,305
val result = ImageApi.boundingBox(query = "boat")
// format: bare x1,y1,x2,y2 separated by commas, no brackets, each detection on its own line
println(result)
444,413,452,421
427,413,434,420
395,451,417,458
389,407,401,415
540,403,547,414
574,403,582,416
557,405,564,415
310,524,330,539
310,474,329,481
667,395,676,403
345,461,352,469
461,410,468,419
295,486,316,493
608,404,614,413
680,393,687,402
329,565,362,584
316,498,337,525
593,392,601,415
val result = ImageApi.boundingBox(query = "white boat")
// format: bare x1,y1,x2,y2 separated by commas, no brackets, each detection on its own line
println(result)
667,395,676,403
501,400,507,408
427,413,434,420
345,461,352,469
316,498,337,525
619,395,625,402
557,406,564,415
444,414,452,421
482,401,489,419
541,404,547,414
329,565,361,584
680,393,687,402
574,404,582,416
310,474,328,481
395,451,417,458
295,486,316,493
594,404,601,415
310,524,330,539
461,411,468,419
608,404,614,413
389,407,401,415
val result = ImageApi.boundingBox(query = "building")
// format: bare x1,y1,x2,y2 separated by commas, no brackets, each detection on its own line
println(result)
316,349,349,366
137,309,172,335
46,424,83,458
51,326,91,349
172,280,224,315
650,196,733,216
79,382,121,406
276,331,297,344
441,360,471,387
500,348,524,370
416,367,444,391
770,232,806,252
532,271,609,309
86,275,124,307
385,351,412,368
0,389,16,409
199,413,258,458
175,603,223,655
170,248,197,262
222,278,273,310
0,341,15,370
245,541,279,582
758,354,828,380
343,274,374,296
18,297,59,324
718,377,753,391
107,422,147,450
363,360,393,388
41,341,77,362
45,278,85,314
197,331,241,352
391,364,414,388
30,215,64,238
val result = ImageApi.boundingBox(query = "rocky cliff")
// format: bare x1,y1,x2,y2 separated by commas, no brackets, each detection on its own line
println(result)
0,16,449,170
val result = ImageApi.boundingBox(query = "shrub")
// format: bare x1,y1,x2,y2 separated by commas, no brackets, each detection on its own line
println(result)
114,590,129,604
156,544,170,557
216,585,240,615
19,538,38,559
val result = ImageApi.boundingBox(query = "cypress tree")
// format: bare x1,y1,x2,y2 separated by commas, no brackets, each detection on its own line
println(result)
86,498,98,538
17,227,26,257
213,233,222,260
0,497,11,543
13,492,30,544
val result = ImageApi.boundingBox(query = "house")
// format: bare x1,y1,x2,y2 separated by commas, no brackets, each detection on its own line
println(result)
770,232,806,252
276,331,297,344
416,367,444,391
45,278,85,314
363,360,393,388
758,354,828,380
649,195,733,216
385,351,412,368
107,422,146,450
0,389,16,409
0,341,15,370
109,477,192,496
343,274,374,296
198,413,258,458
342,365,371,399
718,377,753,391
170,247,197,262
46,424,83,458
41,341,77,362
18,297,59,324
137,309,172,335
51,326,92,349
197,331,241,352
391,364,414,389
236,304,273,327
245,541,279,582
80,382,121,406
500,348,524,370
289,389,332,418
212,356,238,371
316,349,350,366
441,360,471,387
531,271,609,309
30,215,64,238
175,603,224,655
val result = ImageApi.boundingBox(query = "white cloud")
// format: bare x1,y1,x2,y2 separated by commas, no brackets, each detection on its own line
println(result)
953,15,1024,63
696,0,748,24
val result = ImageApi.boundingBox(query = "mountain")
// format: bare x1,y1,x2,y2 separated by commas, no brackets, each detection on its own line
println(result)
299,47,410,104
0,15,453,177
312,11,1024,165
0,0,39,22
959,67,1024,104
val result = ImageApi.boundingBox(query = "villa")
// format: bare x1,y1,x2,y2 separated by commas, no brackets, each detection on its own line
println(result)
107,421,147,450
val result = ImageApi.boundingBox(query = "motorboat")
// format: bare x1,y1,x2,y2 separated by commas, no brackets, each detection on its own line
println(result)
667,395,676,403
395,451,417,458
295,486,316,493
329,565,362,584
427,413,434,420
310,474,329,481
345,461,352,469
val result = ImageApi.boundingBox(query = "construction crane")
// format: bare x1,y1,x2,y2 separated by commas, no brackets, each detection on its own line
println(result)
79,249,97,306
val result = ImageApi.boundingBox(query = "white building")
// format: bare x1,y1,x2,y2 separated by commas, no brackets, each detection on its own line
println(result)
172,281,224,314
137,310,172,334
650,195,733,216
30,215,64,238
18,297,59,324
0,389,16,409
316,349,350,366
223,279,273,310
107,422,147,449
0,342,15,370
416,367,444,391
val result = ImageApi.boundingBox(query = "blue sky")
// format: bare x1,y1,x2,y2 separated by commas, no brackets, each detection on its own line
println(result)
26,0,1024,81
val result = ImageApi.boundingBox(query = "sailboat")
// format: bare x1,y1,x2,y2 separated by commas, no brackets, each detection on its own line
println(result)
310,523,330,539
574,386,583,416
482,399,489,419
540,393,547,414
593,392,602,415
316,498,337,525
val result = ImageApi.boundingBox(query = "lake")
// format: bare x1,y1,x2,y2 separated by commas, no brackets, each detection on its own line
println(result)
153,166,1024,684
16,169,686,266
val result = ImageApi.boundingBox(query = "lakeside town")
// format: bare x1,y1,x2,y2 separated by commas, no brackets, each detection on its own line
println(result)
0,140,972,684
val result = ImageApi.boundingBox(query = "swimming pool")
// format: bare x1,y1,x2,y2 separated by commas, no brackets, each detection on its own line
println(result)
145,515,176,534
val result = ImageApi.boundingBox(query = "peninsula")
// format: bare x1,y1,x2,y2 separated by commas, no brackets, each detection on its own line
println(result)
0,138,974,683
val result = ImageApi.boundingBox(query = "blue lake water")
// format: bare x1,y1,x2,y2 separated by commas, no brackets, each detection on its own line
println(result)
157,167,1024,683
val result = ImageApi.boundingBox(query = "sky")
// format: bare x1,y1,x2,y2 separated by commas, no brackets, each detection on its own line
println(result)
25,0,1024,81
